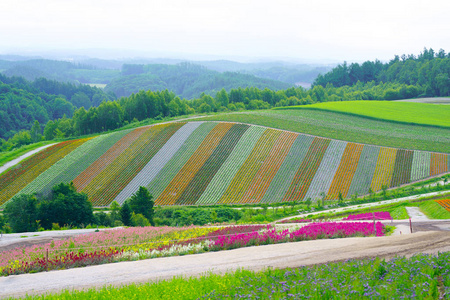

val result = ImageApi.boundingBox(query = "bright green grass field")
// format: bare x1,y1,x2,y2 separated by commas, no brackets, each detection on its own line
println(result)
202,110,450,153
279,101,450,127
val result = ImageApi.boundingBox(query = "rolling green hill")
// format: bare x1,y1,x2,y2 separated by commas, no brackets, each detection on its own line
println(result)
104,63,293,99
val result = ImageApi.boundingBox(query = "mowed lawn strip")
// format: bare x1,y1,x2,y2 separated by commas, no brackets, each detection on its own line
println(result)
175,124,250,205
196,126,265,205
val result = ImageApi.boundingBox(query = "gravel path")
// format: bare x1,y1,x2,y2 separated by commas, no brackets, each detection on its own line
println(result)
405,207,430,220
1,230,449,298
0,144,56,174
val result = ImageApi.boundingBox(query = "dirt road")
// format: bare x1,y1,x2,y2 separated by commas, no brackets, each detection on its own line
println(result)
1,230,449,298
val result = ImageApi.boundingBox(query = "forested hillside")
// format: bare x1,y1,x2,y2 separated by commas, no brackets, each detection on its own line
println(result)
104,63,293,98
314,48,450,97
0,59,119,84
0,74,114,140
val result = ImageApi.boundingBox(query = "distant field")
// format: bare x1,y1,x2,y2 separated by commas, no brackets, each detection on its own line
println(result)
202,110,450,153
395,97,450,104
87,83,107,89
277,101,450,127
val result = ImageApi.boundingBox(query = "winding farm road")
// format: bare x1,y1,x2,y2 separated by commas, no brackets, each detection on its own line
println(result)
1,230,449,298
0,144,56,174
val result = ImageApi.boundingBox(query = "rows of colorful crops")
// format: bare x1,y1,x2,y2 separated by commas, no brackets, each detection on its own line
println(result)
156,123,234,205
219,129,282,204
196,126,265,204
114,122,203,204
436,199,450,212
303,140,347,201
146,122,217,200
72,127,148,191
1,121,449,207
175,124,250,205
0,222,384,276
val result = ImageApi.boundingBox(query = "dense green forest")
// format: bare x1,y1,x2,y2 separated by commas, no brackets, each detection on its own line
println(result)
0,74,114,140
314,48,450,97
104,62,293,98
0,59,119,84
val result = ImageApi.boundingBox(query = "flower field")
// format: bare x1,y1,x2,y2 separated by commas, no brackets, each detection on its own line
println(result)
1,121,449,207
0,222,384,276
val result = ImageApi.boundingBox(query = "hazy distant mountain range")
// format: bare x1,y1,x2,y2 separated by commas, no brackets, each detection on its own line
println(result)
0,55,332,98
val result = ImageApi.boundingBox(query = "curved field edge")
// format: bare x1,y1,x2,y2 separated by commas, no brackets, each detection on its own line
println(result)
276,101,450,128
200,111,450,153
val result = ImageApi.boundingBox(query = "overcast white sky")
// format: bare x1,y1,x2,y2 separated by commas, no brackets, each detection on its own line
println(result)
1,0,449,62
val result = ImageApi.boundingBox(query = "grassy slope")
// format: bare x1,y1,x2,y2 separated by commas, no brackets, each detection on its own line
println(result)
0,141,55,168
202,110,450,153
279,101,450,127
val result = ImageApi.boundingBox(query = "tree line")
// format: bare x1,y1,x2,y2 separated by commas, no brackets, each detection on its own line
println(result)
1,81,424,152
0,74,114,141
0,183,156,233
313,47,450,97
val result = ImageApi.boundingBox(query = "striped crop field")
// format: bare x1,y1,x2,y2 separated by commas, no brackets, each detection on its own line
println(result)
1,121,449,207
